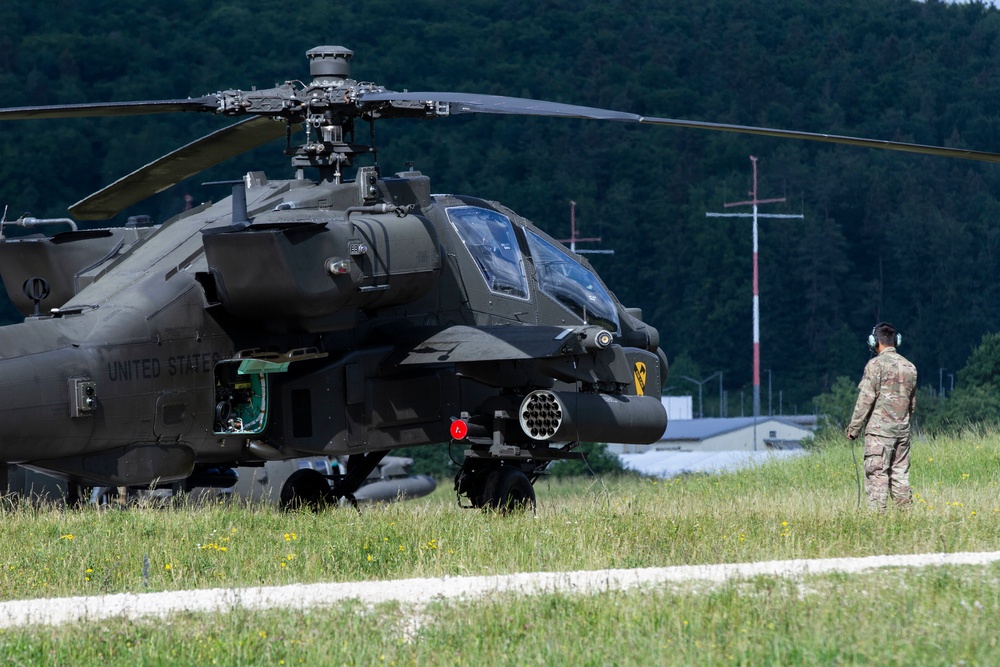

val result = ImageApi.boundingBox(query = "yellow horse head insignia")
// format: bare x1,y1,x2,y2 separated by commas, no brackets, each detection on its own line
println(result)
633,362,647,396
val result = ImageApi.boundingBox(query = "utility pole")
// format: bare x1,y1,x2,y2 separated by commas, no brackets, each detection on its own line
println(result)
559,201,614,255
707,157,804,449
718,372,724,418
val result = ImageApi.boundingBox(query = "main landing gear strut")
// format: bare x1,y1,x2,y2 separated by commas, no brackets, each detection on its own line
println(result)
454,441,585,512
455,461,537,512
280,450,388,511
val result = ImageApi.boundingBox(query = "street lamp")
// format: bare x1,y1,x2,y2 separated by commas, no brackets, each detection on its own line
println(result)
718,371,724,417
680,372,721,419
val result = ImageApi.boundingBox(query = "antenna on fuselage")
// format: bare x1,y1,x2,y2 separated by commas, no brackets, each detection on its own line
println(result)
202,178,251,229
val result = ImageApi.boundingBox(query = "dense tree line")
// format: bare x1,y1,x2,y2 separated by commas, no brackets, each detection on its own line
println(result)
1,0,1000,411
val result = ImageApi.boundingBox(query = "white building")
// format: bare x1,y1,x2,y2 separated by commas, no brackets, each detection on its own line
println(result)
611,416,814,454
662,395,693,420
609,415,815,478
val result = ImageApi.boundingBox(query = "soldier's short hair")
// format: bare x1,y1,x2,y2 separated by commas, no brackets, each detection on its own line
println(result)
875,322,897,347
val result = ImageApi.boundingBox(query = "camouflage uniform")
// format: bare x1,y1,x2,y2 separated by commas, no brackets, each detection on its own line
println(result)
847,347,918,510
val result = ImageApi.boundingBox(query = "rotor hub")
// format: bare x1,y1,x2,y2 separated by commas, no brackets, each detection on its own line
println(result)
307,45,353,82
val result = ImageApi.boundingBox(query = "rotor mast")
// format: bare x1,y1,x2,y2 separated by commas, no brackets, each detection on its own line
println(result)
292,46,365,182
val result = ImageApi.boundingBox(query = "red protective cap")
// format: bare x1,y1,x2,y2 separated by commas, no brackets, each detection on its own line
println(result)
450,419,469,440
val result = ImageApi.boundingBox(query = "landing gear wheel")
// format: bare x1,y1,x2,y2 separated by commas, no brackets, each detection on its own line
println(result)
482,467,536,513
66,483,91,508
280,469,332,511
341,493,359,510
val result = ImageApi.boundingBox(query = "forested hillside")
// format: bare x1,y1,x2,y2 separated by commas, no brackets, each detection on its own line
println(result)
1,0,999,411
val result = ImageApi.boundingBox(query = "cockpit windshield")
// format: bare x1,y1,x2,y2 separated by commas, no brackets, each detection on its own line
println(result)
525,230,620,332
447,206,529,299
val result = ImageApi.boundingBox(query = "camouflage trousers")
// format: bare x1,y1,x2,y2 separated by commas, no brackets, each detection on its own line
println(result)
863,434,912,510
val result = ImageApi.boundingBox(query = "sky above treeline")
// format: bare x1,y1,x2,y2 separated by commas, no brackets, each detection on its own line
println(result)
934,0,999,7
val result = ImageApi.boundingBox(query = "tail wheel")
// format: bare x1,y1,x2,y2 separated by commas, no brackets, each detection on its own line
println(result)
482,467,536,513
280,469,332,511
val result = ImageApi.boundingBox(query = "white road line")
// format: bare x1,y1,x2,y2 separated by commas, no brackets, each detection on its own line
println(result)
3,550,1000,628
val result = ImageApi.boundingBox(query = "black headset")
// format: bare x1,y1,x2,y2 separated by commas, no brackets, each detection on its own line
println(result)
867,322,902,352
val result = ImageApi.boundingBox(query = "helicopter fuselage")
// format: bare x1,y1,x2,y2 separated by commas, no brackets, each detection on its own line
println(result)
0,168,667,490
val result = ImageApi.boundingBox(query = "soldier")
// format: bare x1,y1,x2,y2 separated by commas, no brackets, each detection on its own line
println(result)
846,322,918,510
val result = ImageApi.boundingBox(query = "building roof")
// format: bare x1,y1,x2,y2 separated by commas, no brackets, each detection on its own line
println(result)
661,416,813,441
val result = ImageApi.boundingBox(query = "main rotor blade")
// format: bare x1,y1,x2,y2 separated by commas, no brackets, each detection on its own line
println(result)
70,116,289,220
360,91,1000,164
636,116,1000,164
358,91,641,121
0,96,219,120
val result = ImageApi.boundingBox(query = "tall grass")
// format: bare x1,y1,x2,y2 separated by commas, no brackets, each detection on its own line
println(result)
2,429,999,602
2,430,1000,664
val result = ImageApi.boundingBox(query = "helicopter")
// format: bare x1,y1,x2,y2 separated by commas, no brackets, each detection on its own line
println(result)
0,46,998,511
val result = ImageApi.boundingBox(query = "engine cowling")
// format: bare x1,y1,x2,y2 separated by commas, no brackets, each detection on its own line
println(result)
203,212,440,331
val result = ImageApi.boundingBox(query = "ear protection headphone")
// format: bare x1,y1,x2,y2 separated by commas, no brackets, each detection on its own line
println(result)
867,322,902,351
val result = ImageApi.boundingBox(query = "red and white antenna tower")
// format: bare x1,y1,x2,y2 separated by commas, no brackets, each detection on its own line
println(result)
706,156,803,449
559,200,614,255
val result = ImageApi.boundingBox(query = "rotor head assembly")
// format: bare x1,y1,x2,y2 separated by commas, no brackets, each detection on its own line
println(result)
307,45,354,82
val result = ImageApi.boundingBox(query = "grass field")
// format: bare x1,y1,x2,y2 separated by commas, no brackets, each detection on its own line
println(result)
2,430,1000,665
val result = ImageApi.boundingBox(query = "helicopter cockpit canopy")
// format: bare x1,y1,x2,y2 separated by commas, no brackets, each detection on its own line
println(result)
447,206,530,299
525,229,620,333
446,204,620,332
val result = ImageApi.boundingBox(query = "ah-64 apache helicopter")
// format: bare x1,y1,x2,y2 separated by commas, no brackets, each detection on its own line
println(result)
0,46,998,511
